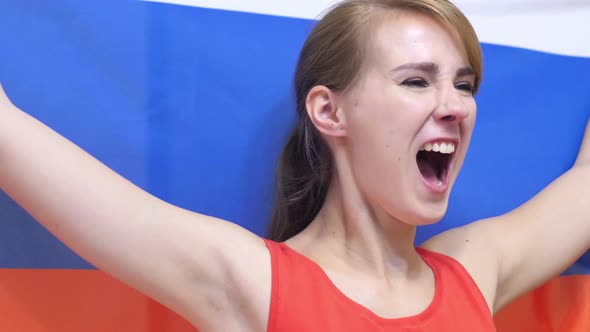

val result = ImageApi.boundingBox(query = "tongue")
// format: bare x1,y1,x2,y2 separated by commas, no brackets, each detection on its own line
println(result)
417,158,438,185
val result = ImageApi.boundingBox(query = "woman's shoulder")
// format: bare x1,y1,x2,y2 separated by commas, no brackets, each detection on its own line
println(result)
420,221,499,313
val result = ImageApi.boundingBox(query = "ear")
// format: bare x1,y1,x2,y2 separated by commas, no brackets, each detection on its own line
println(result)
305,85,347,137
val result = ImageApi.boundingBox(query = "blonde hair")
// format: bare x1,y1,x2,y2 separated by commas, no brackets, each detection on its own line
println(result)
268,0,482,241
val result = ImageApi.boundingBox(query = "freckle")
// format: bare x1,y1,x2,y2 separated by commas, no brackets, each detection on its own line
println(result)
465,239,470,243
398,157,401,161
385,144,390,148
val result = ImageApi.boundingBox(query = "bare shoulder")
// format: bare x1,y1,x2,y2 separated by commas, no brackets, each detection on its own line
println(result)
420,218,501,313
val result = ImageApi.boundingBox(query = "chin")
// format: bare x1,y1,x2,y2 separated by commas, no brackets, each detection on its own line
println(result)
406,200,449,226
415,213,445,226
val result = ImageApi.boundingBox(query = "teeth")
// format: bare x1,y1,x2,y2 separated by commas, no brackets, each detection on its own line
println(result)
419,141,455,154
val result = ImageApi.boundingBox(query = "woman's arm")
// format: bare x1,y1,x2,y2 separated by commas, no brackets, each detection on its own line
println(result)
0,84,270,331
487,120,590,311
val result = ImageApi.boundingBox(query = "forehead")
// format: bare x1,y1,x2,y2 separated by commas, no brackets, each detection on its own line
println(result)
366,11,469,70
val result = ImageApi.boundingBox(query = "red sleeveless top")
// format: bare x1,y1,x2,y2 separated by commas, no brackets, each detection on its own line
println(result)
264,239,496,331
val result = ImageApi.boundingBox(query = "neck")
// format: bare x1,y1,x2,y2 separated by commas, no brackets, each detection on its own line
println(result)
288,159,422,277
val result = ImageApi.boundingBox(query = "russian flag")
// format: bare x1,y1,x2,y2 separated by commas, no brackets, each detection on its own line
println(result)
0,0,589,331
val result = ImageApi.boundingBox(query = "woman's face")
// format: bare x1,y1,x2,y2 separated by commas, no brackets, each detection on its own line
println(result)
341,12,477,225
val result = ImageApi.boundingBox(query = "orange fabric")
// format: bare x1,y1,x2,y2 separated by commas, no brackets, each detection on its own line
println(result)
495,275,590,332
0,269,195,332
264,239,496,331
2,266,590,331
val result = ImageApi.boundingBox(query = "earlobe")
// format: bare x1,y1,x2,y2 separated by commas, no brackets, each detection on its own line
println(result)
305,85,346,137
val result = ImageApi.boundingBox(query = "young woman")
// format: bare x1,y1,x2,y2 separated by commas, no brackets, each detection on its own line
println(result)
1,0,589,331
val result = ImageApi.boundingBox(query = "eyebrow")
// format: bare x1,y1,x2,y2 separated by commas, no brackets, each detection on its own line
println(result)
456,66,475,78
390,62,475,78
391,62,439,75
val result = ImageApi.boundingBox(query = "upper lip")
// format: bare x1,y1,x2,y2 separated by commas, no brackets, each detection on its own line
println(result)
417,137,460,151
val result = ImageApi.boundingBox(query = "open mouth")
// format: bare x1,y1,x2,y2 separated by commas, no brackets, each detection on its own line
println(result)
416,142,455,187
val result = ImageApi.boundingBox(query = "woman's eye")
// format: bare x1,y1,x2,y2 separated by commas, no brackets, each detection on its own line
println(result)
455,82,474,93
402,78,428,88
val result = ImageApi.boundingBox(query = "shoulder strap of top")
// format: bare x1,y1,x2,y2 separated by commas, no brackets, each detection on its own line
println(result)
263,239,281,331
416,247,492,316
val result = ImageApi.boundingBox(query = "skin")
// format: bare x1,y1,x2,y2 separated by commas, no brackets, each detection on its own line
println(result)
288,11,477,318
1,9,589,332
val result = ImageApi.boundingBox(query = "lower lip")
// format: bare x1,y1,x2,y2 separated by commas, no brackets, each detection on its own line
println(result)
421,175,449,193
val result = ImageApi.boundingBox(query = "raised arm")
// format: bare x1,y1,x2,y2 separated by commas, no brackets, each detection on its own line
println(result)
488,119,590,311
0,84,270,331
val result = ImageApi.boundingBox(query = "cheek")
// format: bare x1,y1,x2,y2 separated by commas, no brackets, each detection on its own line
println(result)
460,106,477,145
346,102,422,178
453,106,477,172
347,113,405,161
348,96,422,142
348,123,413,191
344,84,428,182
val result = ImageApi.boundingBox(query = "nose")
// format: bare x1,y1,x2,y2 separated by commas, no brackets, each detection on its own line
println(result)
433,87,471,124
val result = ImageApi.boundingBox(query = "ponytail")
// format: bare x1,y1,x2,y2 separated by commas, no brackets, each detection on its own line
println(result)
266,117,332,241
